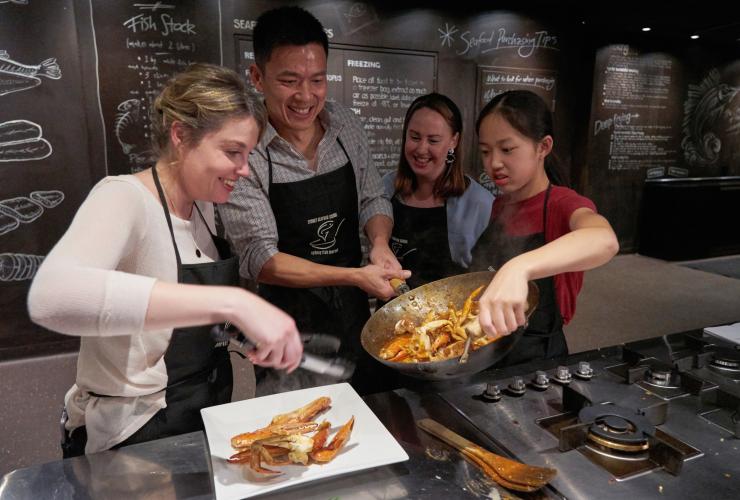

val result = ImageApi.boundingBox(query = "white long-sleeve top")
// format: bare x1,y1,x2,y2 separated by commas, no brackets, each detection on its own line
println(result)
28,175,219,453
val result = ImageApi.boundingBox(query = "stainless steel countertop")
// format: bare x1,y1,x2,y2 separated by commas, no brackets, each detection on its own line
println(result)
0,389,558,499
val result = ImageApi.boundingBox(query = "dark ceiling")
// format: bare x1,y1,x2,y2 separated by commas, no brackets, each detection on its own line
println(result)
571,1,739,47
404,0,740,48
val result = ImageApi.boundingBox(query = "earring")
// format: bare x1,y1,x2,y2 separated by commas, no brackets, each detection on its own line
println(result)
446,148,456,167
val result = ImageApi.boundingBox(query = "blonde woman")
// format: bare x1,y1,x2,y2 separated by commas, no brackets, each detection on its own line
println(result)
28,64,303,456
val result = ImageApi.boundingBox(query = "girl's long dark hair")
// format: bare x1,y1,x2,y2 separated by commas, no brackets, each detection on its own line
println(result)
476,90,567,186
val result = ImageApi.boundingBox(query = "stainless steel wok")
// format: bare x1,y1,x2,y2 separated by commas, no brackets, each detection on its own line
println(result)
361,271,539,381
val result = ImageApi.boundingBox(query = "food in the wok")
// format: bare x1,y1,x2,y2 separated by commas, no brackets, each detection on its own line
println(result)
228,396,355,475
379,285,498,363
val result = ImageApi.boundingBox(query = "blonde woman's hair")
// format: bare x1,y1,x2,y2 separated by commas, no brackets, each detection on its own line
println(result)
150,63,266,158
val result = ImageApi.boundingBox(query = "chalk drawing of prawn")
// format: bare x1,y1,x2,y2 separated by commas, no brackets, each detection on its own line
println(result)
681,69,740,167
0,50,61,97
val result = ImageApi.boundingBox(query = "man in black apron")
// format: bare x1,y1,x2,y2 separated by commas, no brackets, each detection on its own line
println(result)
62,167,238,457
470,184,568,367
219,7,407,395
256,142,378,392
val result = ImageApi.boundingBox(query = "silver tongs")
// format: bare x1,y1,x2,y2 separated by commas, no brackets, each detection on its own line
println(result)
210,323,355,379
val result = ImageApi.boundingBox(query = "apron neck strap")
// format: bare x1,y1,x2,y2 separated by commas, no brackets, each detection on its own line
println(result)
266,136,350,193
192,203,216,238
542,183,552,244
152,166,183,268
267,147,273,193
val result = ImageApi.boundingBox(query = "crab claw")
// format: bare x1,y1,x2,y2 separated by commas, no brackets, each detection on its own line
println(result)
270,396,332,426
310,416,355,463
231,421,319,450
250,444,282,475
460,285,484,323
311,420,332,452
379,335,411,360
227,449,251,464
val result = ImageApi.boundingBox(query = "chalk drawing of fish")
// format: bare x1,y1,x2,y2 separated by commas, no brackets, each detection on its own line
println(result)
0,119,52,162
0,1,30,5
0,50,61,97
0,253,44,282
114,98,142,155
0,190,64,235
681,68,740,167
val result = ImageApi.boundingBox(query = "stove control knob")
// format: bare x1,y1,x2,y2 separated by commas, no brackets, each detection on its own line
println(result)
575,361,594,380
554,365,572,384
507,376,526,396
481,383,502,402
531,370,550,390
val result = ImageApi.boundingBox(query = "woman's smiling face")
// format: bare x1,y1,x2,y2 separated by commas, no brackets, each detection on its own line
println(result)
404,107,459,184
179,116,260,204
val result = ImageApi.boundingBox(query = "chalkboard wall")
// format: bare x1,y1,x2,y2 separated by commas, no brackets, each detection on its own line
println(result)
92,1,221,175
1,0,105,352
1,0,738,353
583,43,740,251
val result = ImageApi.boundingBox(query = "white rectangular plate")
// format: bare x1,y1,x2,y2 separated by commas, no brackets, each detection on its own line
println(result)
201,383,409,500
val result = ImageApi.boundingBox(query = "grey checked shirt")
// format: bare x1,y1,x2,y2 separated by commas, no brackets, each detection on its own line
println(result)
219,101,393,280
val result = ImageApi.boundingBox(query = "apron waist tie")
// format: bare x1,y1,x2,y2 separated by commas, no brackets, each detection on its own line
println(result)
87,364,218,398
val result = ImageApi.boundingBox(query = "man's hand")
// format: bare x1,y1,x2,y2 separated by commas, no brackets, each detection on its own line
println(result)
355,264,411,301
369,242,402,270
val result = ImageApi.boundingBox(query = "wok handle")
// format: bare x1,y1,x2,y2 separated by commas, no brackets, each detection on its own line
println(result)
389,278,411,295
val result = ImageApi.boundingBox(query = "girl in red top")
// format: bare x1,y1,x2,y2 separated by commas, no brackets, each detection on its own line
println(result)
471,90,619,366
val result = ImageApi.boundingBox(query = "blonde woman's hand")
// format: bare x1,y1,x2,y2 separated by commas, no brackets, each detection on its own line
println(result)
477,263,529,339
231,290,303,373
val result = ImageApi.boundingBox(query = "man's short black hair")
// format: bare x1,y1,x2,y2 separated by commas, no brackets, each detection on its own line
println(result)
253,6,329,69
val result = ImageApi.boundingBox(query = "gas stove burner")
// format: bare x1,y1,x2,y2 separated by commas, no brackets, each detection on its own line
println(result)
643,367,680,389
709,347,740,372
579,405,654,455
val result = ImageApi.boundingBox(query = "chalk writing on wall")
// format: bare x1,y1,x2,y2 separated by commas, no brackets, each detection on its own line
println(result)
92,1,219,174
437,21,558,58
590,45,682,171
476,66,558,112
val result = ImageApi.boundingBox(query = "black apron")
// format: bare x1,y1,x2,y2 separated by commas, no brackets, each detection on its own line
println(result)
389,198,464,290
256,139,373,394
61,168,238,457
470,184,567,367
